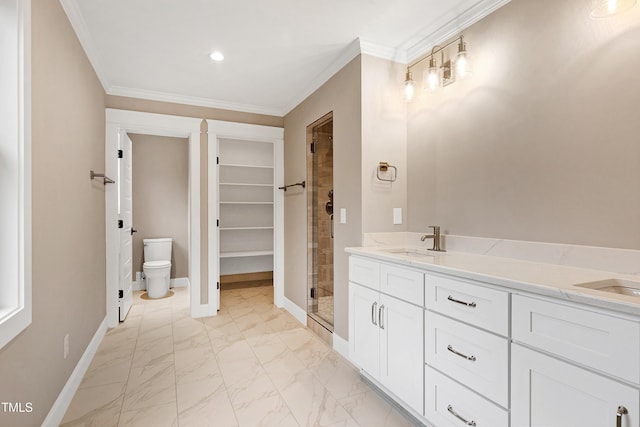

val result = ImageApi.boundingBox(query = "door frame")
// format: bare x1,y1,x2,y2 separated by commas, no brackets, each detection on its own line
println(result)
105,109,206,328
207,120,284,311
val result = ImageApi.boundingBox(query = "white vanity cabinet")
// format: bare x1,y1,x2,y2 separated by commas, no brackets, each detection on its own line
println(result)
511,294,640,427
424,272,510,425
348,256,424,415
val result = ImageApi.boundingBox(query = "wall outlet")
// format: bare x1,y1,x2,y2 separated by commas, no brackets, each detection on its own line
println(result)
340,208,347,224
393,208,402,225
63,333,70,359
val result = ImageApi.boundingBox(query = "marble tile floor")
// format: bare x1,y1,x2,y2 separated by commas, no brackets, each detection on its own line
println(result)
61,286,419,427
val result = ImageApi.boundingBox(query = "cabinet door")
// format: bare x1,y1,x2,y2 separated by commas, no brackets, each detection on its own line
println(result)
512,344,639,427
379,294,424,414
349,282,380,377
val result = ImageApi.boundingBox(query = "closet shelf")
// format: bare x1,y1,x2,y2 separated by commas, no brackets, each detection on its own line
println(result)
220,250,274,258
220,201,274,205
219,182,273,187
219,226,274,231
219,163,273,169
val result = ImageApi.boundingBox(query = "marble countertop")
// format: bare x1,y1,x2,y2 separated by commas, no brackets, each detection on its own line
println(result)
346,246,640,317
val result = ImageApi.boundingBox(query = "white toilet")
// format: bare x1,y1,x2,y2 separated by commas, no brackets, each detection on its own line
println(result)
143,238,172,299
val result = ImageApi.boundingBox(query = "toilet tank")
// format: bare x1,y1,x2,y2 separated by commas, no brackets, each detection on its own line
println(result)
143,238,172,262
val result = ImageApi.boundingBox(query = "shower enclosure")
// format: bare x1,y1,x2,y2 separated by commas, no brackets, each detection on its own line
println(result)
307,114,334,331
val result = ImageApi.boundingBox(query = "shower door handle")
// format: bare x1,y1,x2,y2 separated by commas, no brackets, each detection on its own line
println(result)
330,214,334,239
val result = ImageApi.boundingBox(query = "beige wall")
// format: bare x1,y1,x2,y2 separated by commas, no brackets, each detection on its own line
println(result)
407,0,640,249
361,55,408,233
130,134,189,279
284,56,362,339
0,0,106,425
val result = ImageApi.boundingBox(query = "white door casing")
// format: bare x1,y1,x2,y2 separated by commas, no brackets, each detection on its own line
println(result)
207,120,284,312
105,109,205,328
118,131,133,321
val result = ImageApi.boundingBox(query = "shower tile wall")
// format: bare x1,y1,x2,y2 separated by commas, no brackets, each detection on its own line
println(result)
316,132,333,305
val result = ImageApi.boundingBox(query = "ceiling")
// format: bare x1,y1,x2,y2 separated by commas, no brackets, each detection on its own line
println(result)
60,0,510,116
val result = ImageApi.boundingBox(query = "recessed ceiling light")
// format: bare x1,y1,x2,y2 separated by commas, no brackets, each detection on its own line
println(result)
210,51,224,62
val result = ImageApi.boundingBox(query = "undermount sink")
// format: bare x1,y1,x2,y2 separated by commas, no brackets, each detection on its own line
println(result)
574,279,640,297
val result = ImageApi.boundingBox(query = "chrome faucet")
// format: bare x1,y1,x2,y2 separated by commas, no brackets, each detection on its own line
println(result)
421,226,446,252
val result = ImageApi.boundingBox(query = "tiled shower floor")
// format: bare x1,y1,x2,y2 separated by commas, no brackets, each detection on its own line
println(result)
60,286,418,426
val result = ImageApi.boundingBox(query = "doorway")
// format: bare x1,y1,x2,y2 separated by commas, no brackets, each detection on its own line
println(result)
105,109,209,328
307,113,334,332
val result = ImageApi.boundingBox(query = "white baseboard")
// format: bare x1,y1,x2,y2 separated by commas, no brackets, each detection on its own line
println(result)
332,333,350,361
171,277,189,288
133,276,189,291
283,297,307,326
42,317,108,427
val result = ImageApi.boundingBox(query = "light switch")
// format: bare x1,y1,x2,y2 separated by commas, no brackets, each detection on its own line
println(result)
393,208,402,225
340,208,347,224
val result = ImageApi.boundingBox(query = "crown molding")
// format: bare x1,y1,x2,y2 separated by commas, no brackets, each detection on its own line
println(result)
59,0,111,91
359,38,408,64
281,38,362,115
107,86,284,117
407,0,512,61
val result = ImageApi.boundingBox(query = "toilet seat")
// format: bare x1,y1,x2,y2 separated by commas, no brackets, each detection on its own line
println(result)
144,260,171,269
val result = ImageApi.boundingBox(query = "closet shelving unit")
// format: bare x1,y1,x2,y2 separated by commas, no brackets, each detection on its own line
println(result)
218,139,275,278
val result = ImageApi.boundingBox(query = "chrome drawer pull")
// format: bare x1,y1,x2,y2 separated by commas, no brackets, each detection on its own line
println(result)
379,304,385,329
447,295,477,307
371,302,378,326
617,406,628,427
447,405,476,426
447,345,477,361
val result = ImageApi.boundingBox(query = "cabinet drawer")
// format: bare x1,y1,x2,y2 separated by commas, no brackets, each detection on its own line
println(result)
425,311,509,407
425,273,509,336
349,256,380,290
512,294,640,384
380,264,424,306
425,366,509,427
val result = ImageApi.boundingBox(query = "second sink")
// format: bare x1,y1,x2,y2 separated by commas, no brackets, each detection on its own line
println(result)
574,278,640,297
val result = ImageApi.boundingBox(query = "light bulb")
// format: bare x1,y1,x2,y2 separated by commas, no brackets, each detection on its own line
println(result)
456,38,469,79
609,0,618,13
404,71,415,102
591,0,636,17
424,57,439,91
456,53,468,78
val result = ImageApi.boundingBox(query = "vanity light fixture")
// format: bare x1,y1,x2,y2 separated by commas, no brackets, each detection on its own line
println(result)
591,0,637,17
403,34,470,102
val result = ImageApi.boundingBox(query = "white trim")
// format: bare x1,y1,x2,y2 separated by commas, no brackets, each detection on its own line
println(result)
42,318,108,427
133,277,189,291
59,0,110,91
105,109,203,327
108,86,282,117
332,334,350,361
0,0,32,350
207,120,285,314
406,0,512,62
281,38,362,115
283,297,307,326
171,277,189,288
359,38,408,64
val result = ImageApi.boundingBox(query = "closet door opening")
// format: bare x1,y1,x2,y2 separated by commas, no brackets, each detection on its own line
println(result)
218,138,275,293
